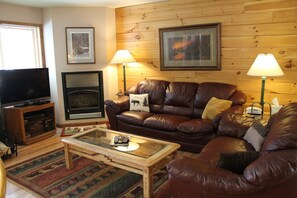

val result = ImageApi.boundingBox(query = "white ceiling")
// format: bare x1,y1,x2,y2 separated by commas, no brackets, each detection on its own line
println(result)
0,0,166,8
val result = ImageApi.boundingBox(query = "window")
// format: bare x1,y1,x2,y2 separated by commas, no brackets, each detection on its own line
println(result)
0,21,44,69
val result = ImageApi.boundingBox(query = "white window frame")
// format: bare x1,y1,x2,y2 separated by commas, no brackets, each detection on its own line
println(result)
0,21,45,69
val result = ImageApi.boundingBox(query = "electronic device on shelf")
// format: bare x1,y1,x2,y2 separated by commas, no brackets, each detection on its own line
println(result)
0,68,51,107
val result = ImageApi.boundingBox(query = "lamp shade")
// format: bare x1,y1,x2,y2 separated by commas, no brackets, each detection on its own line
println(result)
247,53,284,77
110,50,136,64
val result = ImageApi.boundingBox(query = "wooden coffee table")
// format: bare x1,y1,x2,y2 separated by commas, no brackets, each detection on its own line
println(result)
61,127,180,198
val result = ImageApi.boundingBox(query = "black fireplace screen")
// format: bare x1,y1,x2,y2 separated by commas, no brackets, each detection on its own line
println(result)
68,89,99,109
62,71,104,120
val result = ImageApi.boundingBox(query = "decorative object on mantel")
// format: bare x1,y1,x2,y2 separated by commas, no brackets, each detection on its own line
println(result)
247,53,284,117
6,149,168,197
159,23,221,71
110,50,136,93
66,27,95,64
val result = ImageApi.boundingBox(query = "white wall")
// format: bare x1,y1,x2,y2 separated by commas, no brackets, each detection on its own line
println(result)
42,7,118,125
42,10,60,121
0,3,118,125
0,3,42,23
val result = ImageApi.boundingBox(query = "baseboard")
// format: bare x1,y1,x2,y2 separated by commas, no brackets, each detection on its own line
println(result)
56,120,109,128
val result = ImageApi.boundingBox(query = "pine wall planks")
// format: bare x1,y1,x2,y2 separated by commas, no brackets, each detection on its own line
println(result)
115,0,297,105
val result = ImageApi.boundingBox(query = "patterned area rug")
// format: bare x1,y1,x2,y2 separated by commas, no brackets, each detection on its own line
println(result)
6,149,168,197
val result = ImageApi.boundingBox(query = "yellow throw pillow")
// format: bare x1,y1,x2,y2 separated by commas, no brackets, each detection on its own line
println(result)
202,97,232,120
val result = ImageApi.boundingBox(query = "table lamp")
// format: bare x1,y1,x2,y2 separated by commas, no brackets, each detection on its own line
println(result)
110,50,136,93
247,53,284,116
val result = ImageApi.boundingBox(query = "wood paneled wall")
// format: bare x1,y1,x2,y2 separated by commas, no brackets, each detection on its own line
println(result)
115,0,297,105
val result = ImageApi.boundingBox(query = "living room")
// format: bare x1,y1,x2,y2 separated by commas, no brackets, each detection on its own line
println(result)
0,0,297,197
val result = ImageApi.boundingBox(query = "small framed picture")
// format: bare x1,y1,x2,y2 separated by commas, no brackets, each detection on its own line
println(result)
66,27,95,64
159,23,221,71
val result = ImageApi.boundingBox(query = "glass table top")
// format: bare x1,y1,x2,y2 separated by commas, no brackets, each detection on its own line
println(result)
73,128,166,159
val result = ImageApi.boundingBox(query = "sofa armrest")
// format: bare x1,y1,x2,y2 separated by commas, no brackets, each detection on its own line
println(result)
216,113,253,138
167,158,260,195
244,149,297,186
212,89,247,129
212,105,244,129
104,96,130,114
104,96,130,130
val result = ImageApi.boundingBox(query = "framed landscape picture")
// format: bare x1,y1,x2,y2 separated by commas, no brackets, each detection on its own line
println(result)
66,27,95,64
159,23,221,71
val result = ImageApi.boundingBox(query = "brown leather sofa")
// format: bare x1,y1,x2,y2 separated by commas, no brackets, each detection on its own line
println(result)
104,79,246,153
157,103,297,198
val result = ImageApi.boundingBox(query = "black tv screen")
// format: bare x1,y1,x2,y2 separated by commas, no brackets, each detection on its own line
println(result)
0,68,51,106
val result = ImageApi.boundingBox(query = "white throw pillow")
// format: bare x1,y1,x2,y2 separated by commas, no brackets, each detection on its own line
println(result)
243,120,268,151
129,93,150,112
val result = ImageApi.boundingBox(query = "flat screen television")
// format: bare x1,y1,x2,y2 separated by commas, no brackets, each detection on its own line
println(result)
0,68,51,106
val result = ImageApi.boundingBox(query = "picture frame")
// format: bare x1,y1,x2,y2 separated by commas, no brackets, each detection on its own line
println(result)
66,27,95,64
159,23,221,71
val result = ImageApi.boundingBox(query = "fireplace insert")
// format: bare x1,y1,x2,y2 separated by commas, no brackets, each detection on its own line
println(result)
62,71,104,120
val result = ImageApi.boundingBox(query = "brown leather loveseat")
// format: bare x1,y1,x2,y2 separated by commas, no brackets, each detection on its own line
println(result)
158,103,297,197
104,79,246,153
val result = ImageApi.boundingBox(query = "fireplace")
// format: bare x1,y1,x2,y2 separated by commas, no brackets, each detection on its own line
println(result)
62,71,104,120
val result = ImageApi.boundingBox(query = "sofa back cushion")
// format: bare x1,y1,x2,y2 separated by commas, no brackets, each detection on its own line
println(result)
163,82,198,117
132,79,169,113
127,80,246,117
194,82,237,118
261,102,297,152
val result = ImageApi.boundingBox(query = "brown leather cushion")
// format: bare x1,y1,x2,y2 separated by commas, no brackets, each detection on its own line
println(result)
162,82,198,117
143,114,190,131
194,82,237,108
164,82,198,107
117,111,154,126
202,136,255,154
177,119,214,134
136,79,169,105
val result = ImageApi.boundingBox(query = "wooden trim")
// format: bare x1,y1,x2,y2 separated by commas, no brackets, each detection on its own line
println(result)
0,158,6,198
39,25,46,68
0,20,46,68
0,20,41,27
56,121,109,128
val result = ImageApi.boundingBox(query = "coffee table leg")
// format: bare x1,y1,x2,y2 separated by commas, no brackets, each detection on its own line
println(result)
64,143,73,169
143,167,153,198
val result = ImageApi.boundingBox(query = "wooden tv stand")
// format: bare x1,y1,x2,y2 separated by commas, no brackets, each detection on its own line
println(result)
4,102,56,144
